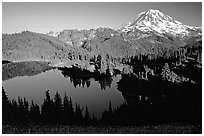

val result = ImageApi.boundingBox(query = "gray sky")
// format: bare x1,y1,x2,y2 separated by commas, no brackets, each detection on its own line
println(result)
2,2,202,34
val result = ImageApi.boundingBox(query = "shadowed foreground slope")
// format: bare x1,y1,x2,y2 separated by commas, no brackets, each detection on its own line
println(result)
2,124,201,134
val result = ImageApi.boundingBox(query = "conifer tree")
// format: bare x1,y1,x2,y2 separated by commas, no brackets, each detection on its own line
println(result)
41,90,55,124
23,97,29,115
2,87,12,124
68,97,75,124
108,101,112,115
63,92,70,124
75,103,84,125
11,99,19,123
30,100,41,123
84,106,91,125
54,92,63,124
54,92,62,114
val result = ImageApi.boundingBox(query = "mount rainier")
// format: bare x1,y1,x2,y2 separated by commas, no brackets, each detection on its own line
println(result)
117,9,201,37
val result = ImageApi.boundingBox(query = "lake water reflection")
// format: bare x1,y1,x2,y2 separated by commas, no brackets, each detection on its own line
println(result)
2,69,125,118
3,66,201,124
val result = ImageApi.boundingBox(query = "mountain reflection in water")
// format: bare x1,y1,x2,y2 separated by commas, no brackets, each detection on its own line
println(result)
60,67,113,90
2,68,125,118
2,66,201,124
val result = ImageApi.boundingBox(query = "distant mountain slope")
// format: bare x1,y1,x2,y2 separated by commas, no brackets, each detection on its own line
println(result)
2,30,134,74
2,31,91,65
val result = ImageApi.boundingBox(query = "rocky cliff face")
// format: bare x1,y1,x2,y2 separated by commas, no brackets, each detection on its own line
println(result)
47,29,96,47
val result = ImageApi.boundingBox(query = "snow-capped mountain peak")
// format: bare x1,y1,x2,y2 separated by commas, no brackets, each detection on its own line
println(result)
135,9,173,23
47,31,60,37
117,9,201,37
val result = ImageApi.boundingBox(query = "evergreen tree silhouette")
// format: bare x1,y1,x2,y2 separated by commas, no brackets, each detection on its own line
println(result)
11,99,19,123
102,101,113,125
41,90,55,124
17,97,27,124
102,109,108,123
62,93,75,125
23,98,29,114
23,97,30,123
84,106,91,126
54,92,63,124
63,92,70,124
69,97,75,124
86,80,91,88
82,79,86,88
30,100,35,120
15,97,30,124
2,87,12,124
75,103,84,125
30,100,41,123
108,101,112,115
108,101,113,124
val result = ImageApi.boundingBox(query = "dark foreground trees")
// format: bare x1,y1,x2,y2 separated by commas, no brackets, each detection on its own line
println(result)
2,87,12,124
2,89,98,126
2,77,201,127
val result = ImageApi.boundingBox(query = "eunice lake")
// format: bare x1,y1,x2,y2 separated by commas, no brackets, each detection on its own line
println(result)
3,68,125,118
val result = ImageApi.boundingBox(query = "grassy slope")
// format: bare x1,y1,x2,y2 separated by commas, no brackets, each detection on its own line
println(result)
2,124,201,134
2,31,90,65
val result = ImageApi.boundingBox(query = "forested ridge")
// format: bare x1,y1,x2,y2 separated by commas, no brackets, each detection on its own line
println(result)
2,27,202,76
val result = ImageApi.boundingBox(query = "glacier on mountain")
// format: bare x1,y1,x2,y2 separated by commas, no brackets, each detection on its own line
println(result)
117,9,201,37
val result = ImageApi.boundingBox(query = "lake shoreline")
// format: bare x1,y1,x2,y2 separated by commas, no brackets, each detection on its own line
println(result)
2,60,54,81
2,60,116,81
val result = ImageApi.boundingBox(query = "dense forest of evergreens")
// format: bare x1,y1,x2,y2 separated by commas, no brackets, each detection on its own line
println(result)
3,88,99,126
